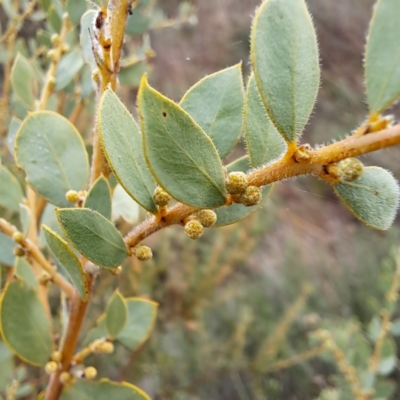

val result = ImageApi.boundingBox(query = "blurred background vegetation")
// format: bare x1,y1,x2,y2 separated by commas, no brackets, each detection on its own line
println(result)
1,0,400,399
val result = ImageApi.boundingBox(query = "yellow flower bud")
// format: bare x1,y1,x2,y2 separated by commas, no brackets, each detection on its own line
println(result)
83,366,97,380
13,246,25,257
225,171,248,195
59,371,73,384
135,246,153,261
51,351,62,363
239,186,262,207
337,158,364,182
196,210,217,228
45,361,58,374
153,186,171,206
66,190,79,203
38,272,52,285
12,231,24,245
47,49,57,60
50,34,60,45
184,220,204,239
100,341,114,354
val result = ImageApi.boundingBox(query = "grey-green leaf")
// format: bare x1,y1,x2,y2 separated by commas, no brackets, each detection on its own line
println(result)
180,64,244,159
11,53,38,109
117,298,158,351
84,176,112,220
80,10,97,71
99,89,157,213
15,111,89,207
14,257,38,289
244,73,286,167
365,0,400,113
67,0,86,25
112,184,140,224
333,167,400,231
138,76,227,208
0,166,24,212
105,290,127,338
7,117,22,157
55,50,84,91
19,204,31,236
57,208,129,269
61,379,151,400
0,233,15,267
39,204,65,248
42,225,88,300
250,0,320,142
0,280,52,366
214,156,272,227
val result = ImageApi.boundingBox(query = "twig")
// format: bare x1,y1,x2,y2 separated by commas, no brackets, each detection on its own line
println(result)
0,0,38,45
124,123,400,249
0,219,74,299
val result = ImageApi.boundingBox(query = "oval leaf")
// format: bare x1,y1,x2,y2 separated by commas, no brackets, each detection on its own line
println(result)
180,64,244,159
244,73,286,168
138,76,227,208
333,167,400,230
98,89,157,213
117,298,158,351
112,184,140,224
61,379,150,400
7,117,22,157
67,0,87,25
57,208,129,269
105,290,127,338
14,257,38,289
84,176,112,220
0,280,53,366
250,0,320,142
15,111,89,207
55,50,84,91
365,0,400,113
11,53,38,109
39,204,65,248
42,225,88,300
378,337,397,376
80,10,97,71
19,204,31,236
214,156,272,227
0,233,15,267
0,166,24,212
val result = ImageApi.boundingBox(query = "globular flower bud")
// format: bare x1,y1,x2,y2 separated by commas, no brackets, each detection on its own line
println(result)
51,351,62,363
225,171,248,195
184,219,204,240
47,49,57,60
66,190,79,203
196,210,217,228
45,361,58,374
12,231,24,245
153,186,171,206
59,371,73,384
50,34,60,45
61,44,70,54
135,246,153,261
38,272,52,285
13,246,25,257
83,366,97,380
99,341,114,354
337,158,364,182
239,186,262,207
110,266,122,276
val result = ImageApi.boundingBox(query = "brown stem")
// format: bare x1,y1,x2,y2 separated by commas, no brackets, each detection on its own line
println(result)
44,277,93,400
125,122,400,249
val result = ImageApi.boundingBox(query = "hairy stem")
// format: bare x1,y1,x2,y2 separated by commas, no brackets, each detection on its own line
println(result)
125,123,400,248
